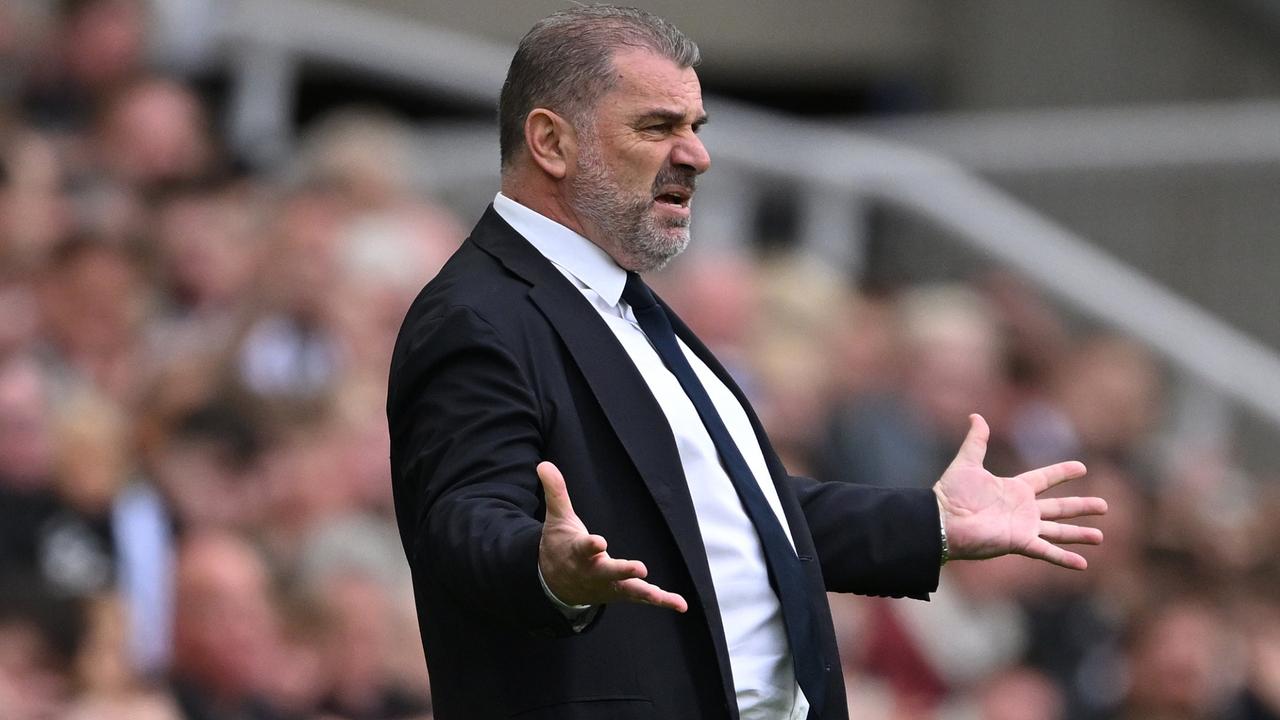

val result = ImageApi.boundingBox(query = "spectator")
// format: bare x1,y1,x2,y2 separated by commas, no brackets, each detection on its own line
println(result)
1122,598,1244,720
92,77,216,191
36,235,148,400
148,402,265,533
820,283,1004,489
0,577,86,720
170,531,291,720
0,355,65,581
21,0,149,132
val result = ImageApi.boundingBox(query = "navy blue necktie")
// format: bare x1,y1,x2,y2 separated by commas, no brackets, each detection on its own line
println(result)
622,272,826,718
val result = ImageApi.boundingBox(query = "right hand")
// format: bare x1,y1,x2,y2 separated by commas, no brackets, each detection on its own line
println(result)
537,461,688,613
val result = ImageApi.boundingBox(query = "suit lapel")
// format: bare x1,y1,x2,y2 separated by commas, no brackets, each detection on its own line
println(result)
469,208,739,713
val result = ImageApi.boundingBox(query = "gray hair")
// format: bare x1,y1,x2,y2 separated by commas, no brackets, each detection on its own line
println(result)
498,5,700,168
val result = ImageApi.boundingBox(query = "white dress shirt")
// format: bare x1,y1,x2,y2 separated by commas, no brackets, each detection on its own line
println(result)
494,193,809,720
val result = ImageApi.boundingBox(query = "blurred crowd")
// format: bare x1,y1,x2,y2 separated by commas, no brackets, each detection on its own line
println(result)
0,1,1278,720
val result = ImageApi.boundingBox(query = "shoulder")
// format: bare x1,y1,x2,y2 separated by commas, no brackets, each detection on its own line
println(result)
388,233,561,385
398,239,528,338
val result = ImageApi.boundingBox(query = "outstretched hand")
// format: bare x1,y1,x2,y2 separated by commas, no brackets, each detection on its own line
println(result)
935,414,1107,570
537,461,688,612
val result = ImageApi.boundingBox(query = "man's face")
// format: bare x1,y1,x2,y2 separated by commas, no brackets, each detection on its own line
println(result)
567,49,710,273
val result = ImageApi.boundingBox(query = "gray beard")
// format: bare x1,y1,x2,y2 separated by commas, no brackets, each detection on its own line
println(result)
569,140,692,274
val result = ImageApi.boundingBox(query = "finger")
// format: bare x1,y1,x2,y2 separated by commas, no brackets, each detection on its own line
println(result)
589,556,649,582
612,577,689,613
1039,521,1104,545
1038,496,1108,520
1022,461,1088,494
569,533,608,558
1022,537,1088,570
538,461,577,521
955,414,990,465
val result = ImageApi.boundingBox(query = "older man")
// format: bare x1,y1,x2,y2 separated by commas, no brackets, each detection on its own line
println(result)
386,6,1105,720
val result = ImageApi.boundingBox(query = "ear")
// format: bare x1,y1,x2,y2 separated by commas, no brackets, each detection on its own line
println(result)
523,108,576,180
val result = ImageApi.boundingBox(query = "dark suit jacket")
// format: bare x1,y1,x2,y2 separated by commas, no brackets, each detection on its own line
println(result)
387,206,942,720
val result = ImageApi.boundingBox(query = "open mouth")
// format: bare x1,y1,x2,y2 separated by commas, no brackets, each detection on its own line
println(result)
654,187,692,208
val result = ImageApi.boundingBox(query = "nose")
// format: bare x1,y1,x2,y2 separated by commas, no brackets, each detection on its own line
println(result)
672,132,711,175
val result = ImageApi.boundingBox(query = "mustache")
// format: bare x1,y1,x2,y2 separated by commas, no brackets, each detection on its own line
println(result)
651,165,697,195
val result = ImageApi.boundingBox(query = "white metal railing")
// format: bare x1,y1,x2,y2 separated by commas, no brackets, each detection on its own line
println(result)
850,101,1280,173
219,0,1280,430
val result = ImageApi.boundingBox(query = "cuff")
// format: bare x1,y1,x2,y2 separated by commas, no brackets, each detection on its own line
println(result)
936,494,950,567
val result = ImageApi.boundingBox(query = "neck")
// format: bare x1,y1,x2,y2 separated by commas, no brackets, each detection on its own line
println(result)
501,183,579,234
501,172,618,263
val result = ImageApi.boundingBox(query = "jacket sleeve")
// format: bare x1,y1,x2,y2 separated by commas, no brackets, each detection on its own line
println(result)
388,303,581,637
788,475,942,600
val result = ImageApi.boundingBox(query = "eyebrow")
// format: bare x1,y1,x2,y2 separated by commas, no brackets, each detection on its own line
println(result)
635,108,710,129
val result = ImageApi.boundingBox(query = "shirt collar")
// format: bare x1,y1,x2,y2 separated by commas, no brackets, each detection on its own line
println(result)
493,192,627,308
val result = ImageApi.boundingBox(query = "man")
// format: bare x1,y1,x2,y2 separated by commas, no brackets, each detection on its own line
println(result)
386,7,1106,720
170,532,286,720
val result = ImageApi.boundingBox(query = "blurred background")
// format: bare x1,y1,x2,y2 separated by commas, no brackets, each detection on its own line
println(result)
1,1,1279,718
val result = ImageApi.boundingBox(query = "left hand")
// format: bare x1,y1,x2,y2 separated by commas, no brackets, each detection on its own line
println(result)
934,414,1107,570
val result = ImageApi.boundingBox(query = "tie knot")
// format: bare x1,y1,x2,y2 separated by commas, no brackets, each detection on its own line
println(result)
622,272,658,312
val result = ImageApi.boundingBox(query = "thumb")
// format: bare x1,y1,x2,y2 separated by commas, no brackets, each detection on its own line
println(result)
537,461,576,521
957,413,990,465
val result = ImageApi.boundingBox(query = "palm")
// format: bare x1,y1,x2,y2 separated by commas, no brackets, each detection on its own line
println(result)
935,415,1107,570
537,461,688,612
